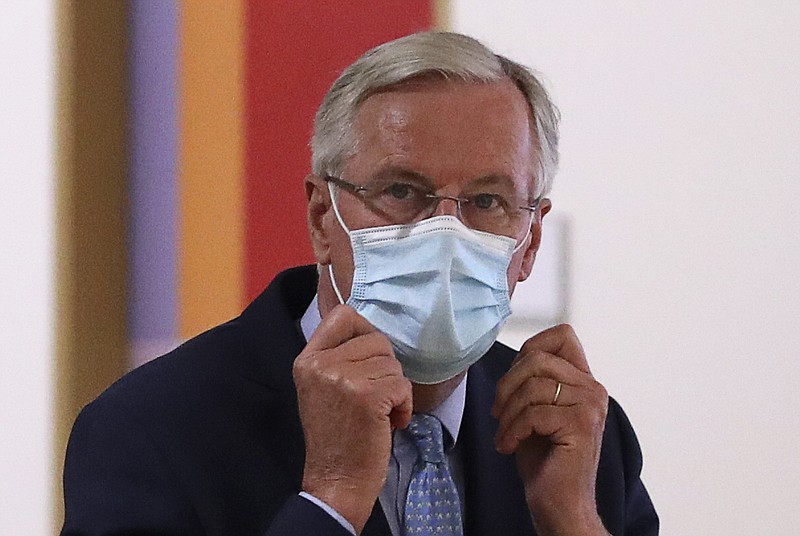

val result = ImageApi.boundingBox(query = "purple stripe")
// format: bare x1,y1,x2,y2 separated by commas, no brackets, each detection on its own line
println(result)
128,1,178,342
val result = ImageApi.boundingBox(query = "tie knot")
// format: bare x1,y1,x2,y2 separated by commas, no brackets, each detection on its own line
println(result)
406,414,446,463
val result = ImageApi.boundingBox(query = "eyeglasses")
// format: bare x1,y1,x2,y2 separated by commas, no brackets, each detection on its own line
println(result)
325,174,541,238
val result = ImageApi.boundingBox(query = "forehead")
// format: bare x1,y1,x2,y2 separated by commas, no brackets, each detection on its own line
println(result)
347,78,538,195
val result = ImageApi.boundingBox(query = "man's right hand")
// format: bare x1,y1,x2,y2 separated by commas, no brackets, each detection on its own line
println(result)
292,304,413,534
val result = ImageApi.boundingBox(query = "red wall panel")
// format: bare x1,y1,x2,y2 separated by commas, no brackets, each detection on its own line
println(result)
244,1,433,300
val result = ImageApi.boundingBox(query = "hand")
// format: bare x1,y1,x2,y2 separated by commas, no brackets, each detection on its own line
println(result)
492,324,610,535
293,304,413,534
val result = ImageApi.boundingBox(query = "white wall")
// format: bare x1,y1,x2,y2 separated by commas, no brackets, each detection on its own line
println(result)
457,2,800,534
0,1,57,534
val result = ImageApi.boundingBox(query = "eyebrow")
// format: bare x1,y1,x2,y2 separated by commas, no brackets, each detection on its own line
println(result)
471,173,538,200
369,166,436,188
468,174,515,188
368,165,535,198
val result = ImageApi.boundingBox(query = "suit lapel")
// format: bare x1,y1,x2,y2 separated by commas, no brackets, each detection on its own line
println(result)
461,350,536,536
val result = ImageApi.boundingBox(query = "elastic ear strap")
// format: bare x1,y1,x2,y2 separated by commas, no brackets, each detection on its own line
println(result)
513,224,532,254
327,181,352,234
326,182,349,304
328,263,346,304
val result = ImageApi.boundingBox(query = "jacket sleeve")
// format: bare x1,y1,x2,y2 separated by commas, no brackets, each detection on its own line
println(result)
60,399,204,535
265,495,355,536
598,397,660,536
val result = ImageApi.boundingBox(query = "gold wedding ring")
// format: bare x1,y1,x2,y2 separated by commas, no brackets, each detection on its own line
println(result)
552,382,563,405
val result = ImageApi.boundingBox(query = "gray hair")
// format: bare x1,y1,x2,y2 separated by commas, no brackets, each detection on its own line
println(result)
311,31,560,198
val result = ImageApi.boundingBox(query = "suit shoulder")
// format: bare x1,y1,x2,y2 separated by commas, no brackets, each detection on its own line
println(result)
89,318,244,420
602,396,647,476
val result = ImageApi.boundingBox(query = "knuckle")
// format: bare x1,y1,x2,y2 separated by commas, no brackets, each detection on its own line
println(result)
404,376,413,392
518,337,537,356
292,352,314,379
496,374,512,394
587,379,608,403
516,348,546,372
329,303,361,328
340,375,365,397
579,401,607,431
523,376,541,400
594,381,609,401
538,355,560,377
388,357,404,376
367,331,394,357
324,304,346,325
330,303,353,318
554,323,577,338
394,376,414,400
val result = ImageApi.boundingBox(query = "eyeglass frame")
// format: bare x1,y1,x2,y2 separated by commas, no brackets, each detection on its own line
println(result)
323,174,543,239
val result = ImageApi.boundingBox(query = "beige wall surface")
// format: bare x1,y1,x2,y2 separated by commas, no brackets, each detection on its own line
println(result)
1,2,57,534
458,2,800,534
1,1,130,533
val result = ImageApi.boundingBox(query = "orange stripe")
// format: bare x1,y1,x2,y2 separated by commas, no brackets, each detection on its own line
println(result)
434,0,451,29
178,0,245,339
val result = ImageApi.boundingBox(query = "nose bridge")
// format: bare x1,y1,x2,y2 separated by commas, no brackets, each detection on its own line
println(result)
431,195,462,218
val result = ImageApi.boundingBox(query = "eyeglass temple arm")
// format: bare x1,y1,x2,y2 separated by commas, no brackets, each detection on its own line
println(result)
324,175,367,194
519,197,544,212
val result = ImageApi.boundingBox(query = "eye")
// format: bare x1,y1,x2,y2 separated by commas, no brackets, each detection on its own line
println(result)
472,193,502,210
380,181,428,202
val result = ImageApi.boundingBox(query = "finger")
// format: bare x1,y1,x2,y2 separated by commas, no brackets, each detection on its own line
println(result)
517,324,590,374
334,353,410,421
387,376,413,430
495,404,574,454
345,350,404,380
306,305,379,351
493,350,587,418
494,377,573,439
293,331,396,386
344,360,412,429
330,331,395,365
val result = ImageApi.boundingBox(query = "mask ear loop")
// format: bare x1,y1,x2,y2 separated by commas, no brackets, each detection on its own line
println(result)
513,225,532,254
512,207,536,254
327,181,352,234
328,264,346,305
326,181,350,305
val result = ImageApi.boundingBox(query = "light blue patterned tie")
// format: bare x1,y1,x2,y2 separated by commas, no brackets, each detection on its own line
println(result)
403,413,464,536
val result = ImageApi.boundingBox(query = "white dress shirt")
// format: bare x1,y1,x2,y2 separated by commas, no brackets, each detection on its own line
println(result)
299,295,467,536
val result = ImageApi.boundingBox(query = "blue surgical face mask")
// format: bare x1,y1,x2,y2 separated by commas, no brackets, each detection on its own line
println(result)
327,183,529,384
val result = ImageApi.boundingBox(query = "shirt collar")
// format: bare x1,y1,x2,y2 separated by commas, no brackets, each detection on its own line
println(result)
299,295,467,446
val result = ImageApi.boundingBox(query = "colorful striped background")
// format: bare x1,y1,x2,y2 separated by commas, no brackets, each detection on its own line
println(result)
129,1,439,366
53,2,442,523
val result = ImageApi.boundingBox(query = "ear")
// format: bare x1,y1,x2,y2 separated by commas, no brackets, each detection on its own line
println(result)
517,198,552,282
305,174,333,266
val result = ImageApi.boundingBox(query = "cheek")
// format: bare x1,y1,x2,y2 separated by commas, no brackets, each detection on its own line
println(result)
325,211,356,292
505,251,527,296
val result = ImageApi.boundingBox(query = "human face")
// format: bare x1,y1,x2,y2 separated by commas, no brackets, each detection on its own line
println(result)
306,78,551,316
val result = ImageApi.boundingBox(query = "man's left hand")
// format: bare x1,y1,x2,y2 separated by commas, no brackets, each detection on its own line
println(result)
492,324,610,536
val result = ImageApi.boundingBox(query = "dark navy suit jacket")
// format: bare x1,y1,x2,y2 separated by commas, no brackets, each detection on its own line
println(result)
61,265,658,535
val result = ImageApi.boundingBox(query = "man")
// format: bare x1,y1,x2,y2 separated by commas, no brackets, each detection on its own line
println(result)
62,32,658,535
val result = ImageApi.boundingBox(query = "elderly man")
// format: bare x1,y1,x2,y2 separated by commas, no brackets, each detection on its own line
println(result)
62,32,657,536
